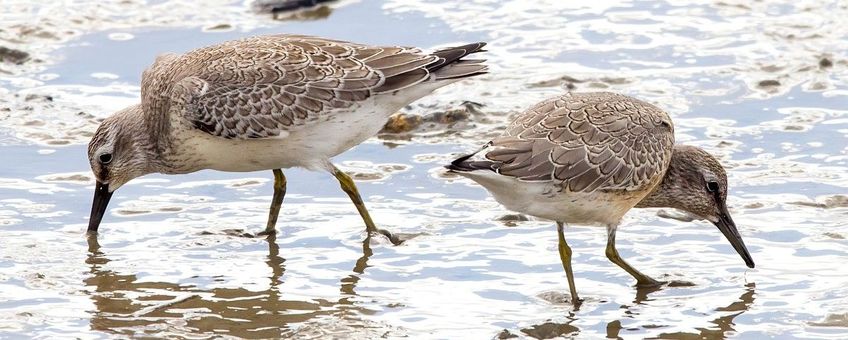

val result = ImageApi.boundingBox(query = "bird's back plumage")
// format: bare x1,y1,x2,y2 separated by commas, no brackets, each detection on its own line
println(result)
450,92,674,194
139,34,487,142
448,92,676,226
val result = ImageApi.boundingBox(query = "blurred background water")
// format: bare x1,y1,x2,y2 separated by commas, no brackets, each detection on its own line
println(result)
1,0,847,338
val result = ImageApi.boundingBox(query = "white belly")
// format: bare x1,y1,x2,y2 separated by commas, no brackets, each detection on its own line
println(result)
171,83,449,173
182,103,385,172
458,170,641,226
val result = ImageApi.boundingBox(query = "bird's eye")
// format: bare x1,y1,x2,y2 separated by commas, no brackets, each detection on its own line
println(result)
706,180,719,193
99,153,113,164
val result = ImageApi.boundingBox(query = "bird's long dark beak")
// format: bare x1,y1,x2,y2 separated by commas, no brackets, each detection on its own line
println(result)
713,206,755,268
88,181,113,234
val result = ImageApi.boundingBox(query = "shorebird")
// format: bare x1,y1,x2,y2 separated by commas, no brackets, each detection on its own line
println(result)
86,34,487,244
447,92,755,304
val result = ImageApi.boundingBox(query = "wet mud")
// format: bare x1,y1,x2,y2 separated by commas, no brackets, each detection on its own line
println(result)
1,0,847,338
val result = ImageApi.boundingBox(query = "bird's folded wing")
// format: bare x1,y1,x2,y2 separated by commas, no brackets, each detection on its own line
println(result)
484,93,675,193
141,35,438,139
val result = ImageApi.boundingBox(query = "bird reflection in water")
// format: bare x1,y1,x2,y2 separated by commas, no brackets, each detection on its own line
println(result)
519,318,580,339
606,283,757,339
252,0,337,21
511,281,755,339
84,233,387,337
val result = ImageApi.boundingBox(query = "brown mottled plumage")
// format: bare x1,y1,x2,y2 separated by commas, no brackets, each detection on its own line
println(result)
448,92,754,305
637,145,727,214
482,92,673,191
86,34,487,242
136,35,486,144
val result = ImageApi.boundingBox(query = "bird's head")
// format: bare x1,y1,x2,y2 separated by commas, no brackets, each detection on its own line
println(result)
86,105,153,233
639,145,755,268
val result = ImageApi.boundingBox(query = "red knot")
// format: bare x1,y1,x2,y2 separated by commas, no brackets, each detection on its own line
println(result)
447,91,754,305
86,34,487,245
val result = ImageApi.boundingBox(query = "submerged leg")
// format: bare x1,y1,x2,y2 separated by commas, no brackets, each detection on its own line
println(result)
331,164,401,245
259,169,287,236
557,222,581,306
604,225,661,287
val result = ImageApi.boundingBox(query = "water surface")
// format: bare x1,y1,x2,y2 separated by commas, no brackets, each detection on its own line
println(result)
1,0,847,338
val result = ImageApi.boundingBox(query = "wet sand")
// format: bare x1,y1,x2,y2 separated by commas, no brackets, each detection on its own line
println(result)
1,0,847,338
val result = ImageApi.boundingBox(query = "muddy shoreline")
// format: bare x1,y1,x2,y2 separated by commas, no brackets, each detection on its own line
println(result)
1,1,847,338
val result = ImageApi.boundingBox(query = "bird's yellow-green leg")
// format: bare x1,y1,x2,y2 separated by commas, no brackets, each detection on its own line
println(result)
331,165,401,245
557,222,581,305
604,225,661,287
259,169,287,236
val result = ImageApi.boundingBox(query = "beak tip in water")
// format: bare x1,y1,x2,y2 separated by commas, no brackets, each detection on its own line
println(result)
88,181,114,233
713,211,756,270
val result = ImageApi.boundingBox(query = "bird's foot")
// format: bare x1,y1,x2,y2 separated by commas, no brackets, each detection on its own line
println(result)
635,279,666,288
256,228,277,238
373,228,404,246
570,297,584,309
536,290,586,307
665,279,697,287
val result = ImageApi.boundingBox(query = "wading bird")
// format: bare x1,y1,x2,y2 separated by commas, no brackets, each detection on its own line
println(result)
87,34,487,244
447,92,754,304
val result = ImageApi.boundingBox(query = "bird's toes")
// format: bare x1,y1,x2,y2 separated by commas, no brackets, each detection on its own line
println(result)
656,274,697,287
666,279,697,287
212,228,255,238
571,297,584,309
376,229,404,245
256,229,277,238
381,230,428,245
635,279,667,288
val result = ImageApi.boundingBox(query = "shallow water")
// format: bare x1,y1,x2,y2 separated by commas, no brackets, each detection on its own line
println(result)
1,0,847,338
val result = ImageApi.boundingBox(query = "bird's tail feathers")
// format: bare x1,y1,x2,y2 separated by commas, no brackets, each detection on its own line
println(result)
445,142,497,172
428,42,488,81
